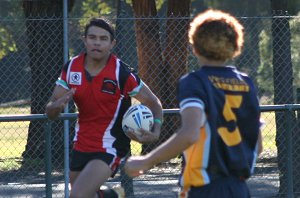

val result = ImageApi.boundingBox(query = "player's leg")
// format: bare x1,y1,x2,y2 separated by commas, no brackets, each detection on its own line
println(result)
69,149,88,188
70,171,80,188
70,159,112,198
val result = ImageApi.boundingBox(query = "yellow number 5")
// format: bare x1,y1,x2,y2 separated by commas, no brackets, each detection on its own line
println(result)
218,95,242,146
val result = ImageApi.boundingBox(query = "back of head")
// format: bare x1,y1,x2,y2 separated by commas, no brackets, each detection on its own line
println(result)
189,9,244,62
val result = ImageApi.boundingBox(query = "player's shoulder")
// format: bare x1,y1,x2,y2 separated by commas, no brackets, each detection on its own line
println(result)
179,70,204,84
62,54,84,72
233,67,255,84
119,60,137,74
62,60,71,72
178,71,206,93
233,67,249,78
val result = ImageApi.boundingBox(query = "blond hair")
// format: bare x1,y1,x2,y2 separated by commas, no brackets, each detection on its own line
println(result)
189,9,244,62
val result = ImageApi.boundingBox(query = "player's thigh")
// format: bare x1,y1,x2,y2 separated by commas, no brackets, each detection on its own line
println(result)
70,171,80,188
71,159,112,197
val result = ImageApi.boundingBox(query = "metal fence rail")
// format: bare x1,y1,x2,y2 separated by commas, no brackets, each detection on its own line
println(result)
1,105,300,197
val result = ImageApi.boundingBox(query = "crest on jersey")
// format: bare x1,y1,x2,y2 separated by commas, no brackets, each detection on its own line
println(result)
101,78,117,94
69,72,82,85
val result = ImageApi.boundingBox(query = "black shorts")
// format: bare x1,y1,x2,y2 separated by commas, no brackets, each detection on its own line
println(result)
70,149,121,177
182,176,250,198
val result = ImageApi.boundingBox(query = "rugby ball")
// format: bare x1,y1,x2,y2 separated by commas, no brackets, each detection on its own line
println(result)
122,104,154,136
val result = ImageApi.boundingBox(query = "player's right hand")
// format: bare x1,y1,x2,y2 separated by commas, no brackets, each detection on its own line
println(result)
56,88,76,110
124,155,151,177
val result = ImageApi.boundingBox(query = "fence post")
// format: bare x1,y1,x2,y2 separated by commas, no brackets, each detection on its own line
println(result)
63,0,70,196
297,88,300,117
285,105,294,198
44,121,52,198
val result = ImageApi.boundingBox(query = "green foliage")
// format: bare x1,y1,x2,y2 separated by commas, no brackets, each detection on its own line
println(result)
258,26,274,101
257,13,300,103
69,0,117,40
81,0,114,18
155,0,165,10
0,1,22,59
0,27,17,59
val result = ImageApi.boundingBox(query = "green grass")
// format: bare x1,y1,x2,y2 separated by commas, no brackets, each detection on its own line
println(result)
260,112,277,153
0,121,29,170
0,105,30,115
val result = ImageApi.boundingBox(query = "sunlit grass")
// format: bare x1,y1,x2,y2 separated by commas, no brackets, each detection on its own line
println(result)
0,105,30,114
260,112,277,157
131,141,142,155
0,120,29,170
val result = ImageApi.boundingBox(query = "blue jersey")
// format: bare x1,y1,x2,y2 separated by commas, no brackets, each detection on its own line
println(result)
177,65,260,189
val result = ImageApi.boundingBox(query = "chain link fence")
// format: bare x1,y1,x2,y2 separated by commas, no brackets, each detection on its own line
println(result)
0,6,300,198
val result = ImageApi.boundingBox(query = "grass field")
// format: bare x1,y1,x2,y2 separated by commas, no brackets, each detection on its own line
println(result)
260,112,277,152
0,106,277,171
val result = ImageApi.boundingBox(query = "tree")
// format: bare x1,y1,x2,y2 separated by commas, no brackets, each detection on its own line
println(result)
270,0,299,197
21,0,75,166
131,0,190,154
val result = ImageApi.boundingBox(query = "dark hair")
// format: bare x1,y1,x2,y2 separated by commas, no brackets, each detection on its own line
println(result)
84,18,115,40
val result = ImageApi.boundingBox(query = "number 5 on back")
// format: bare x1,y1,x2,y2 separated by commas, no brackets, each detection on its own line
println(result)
218,95,242,146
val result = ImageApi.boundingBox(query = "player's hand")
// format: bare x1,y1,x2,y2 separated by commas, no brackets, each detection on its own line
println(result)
126,128,159,144
124,127,140,142
124,155,152,177
55,88,76,110
137,128,159,143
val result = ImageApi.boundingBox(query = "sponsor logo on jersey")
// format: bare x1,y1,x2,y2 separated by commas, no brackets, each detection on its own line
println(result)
101,78,117,94
70,72,82,85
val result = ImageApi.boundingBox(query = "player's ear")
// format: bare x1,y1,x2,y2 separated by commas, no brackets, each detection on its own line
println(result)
110,39,116,50
192,46,201,57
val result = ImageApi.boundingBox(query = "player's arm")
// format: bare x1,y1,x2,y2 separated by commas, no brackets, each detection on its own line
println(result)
125,107,204,177
45,85,75,120
257,130,263,156
132,83,163,142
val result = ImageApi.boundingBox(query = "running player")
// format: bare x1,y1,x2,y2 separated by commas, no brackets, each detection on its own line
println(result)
45,18,163,198
124,9,263,198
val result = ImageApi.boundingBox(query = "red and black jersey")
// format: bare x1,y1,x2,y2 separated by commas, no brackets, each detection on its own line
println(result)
56,53,143,158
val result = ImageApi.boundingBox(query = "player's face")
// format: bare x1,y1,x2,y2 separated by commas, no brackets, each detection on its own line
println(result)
84,26,115,61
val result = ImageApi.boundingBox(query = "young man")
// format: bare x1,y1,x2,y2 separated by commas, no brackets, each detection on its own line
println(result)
45,18,163,198
124,9,263,198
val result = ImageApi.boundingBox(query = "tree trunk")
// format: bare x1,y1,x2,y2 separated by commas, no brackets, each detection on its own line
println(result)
164,0,190,108
160,0,190,156
132,0,165,154
21,0,74,167
271,0,297,196
132,0,190,154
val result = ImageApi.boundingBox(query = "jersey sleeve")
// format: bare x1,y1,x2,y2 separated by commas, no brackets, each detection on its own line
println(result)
177,73,206,113
124,73,143,97
55,61,70,90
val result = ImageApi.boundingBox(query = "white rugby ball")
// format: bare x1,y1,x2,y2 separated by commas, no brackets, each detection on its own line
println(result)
122,104,154,136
